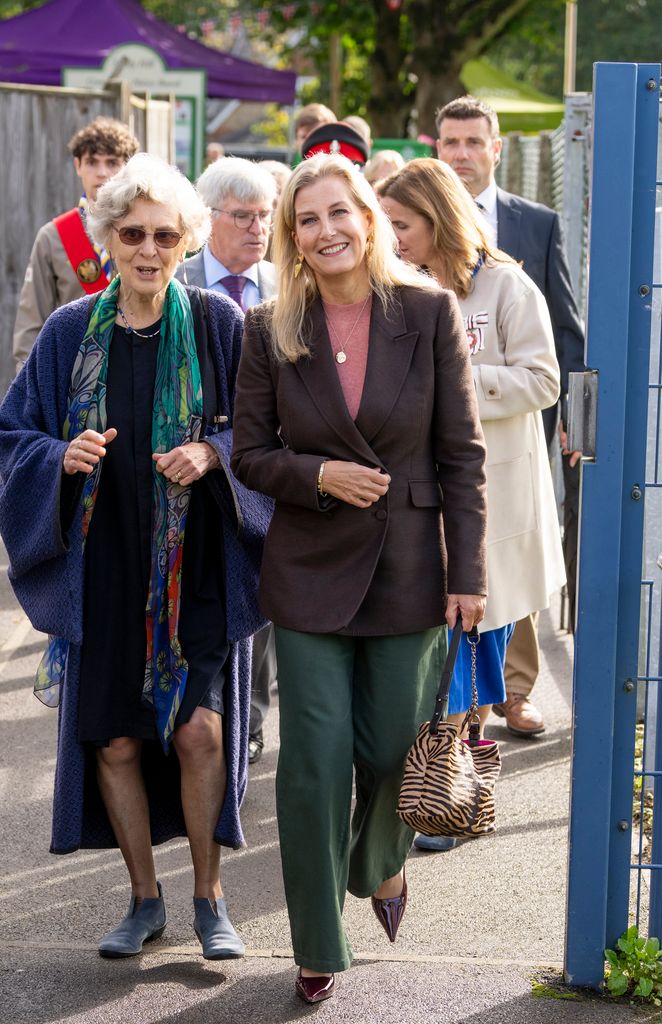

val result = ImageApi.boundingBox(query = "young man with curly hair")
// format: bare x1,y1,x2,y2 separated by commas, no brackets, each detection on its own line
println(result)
12,116,139,371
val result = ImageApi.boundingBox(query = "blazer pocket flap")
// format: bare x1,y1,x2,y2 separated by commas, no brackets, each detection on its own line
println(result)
409,480,442,507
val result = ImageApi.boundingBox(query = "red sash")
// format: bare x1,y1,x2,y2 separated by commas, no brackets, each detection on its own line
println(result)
53,209,109,294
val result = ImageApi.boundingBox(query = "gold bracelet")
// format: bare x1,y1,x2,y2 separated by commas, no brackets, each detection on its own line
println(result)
317,460,328,497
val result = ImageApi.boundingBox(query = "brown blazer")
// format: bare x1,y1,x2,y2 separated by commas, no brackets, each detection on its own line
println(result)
231,284,487,635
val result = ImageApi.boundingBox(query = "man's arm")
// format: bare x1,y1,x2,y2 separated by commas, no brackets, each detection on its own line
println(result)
12,225,60,372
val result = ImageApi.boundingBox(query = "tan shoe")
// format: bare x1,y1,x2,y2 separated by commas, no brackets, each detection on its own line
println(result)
493,693,545,737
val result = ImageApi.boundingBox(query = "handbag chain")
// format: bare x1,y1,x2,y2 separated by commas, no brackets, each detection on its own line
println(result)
462,631,481,747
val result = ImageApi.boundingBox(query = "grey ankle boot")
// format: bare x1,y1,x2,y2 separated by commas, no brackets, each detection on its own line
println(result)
99,882,167,958
193,896,245,960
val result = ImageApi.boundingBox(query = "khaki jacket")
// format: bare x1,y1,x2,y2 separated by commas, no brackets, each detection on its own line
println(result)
12,218,87,371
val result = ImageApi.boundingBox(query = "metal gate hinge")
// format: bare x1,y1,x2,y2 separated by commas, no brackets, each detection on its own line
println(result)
567,370,598,460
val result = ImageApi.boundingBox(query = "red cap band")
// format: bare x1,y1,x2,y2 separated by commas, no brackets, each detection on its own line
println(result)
304,141,367,165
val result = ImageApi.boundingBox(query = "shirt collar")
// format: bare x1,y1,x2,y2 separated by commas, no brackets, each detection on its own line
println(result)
203,244,260,287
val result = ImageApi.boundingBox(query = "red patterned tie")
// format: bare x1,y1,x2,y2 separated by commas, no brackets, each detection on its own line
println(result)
221,274,248,312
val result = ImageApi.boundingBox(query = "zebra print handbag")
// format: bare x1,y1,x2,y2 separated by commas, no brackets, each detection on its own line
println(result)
397,620,501,838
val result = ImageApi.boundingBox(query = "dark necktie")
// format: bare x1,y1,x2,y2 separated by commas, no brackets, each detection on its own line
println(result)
221,274,248,312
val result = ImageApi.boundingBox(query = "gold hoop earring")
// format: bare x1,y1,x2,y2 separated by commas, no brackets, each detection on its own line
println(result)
365,235,374,259
294,251,304,278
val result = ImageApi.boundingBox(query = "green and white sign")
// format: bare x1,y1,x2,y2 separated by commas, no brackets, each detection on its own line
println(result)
63,43,206,179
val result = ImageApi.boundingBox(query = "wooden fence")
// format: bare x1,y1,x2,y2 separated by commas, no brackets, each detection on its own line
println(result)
0,81,172,396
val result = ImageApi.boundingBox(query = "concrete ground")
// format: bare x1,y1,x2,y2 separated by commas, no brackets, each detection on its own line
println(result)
0,574,655,1023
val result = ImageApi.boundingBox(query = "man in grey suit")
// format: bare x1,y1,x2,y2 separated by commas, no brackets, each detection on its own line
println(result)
177,157,278,765
176,157,277,308
435,96,585,739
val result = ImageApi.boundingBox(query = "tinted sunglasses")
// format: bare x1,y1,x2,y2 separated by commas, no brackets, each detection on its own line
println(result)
113,226,183,248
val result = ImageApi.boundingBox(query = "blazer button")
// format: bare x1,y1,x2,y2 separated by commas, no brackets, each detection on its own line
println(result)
375,509,387,521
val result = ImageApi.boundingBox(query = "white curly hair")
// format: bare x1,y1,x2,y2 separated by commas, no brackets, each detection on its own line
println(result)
87,152,211,252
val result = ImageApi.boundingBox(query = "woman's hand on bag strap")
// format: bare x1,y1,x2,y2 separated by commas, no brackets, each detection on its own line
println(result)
445,594,486,632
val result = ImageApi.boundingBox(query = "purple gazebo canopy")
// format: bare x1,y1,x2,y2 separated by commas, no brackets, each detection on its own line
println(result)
0,0,296,103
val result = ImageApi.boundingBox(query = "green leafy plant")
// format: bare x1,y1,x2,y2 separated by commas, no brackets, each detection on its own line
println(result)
605,926,662,1003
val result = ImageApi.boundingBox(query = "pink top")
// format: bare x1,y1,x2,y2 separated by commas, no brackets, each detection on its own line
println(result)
322,294,373,420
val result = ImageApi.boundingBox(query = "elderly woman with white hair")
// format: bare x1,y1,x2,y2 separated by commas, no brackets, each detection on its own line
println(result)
0,154,269,960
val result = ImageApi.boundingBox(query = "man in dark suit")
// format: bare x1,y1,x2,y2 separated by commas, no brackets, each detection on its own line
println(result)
176,156,278,765
435,95,585,737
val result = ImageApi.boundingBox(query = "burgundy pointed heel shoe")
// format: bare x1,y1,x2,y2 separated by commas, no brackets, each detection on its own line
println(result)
371,869,408,943
295,969,335,1004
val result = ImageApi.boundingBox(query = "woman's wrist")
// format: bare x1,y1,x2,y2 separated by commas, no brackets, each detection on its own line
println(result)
202,441,221,471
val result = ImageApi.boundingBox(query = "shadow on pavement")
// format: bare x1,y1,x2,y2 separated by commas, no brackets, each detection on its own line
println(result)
6,640,45,660
0,673,37,694
1,955,315,1024
457,991,649,1023
497,728,572,776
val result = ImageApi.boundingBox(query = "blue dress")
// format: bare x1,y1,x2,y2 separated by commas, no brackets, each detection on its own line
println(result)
448,623,516,715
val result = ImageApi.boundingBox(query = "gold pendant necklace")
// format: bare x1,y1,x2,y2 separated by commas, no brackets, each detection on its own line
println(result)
324,293,371,364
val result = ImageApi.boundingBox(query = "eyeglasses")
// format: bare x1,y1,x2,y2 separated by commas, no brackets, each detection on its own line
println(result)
212,208,272,229
113,226,183,248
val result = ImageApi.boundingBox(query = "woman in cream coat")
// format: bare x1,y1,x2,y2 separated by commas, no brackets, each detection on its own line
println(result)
379,158,565,740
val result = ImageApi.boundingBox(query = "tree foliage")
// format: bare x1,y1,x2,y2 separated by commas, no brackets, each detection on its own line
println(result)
4,1,662,137
231,0,537,136
490,0,662,98
0,0,41,14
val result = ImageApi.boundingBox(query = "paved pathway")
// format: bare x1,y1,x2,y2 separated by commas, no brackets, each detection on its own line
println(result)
0,581,653,1022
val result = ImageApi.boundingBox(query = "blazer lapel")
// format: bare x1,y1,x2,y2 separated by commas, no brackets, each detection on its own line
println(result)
496,190,522,259
294,298,384,466
354,292,419,444
181,250,206,288
257,261,277,300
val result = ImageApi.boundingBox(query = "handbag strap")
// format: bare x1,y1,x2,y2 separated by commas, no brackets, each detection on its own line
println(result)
429,620,480,736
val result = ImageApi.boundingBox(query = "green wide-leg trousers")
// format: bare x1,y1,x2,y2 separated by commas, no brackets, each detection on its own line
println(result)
274,626,446,973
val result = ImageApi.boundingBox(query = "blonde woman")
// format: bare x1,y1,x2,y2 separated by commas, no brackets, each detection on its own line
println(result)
378,158,565,849
231,153,488,1002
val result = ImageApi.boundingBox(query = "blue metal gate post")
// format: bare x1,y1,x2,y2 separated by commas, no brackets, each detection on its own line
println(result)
564,62,659,987
649,600,662,934
604,62,660,949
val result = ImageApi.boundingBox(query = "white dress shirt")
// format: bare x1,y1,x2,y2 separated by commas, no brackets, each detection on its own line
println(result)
474,180,498,246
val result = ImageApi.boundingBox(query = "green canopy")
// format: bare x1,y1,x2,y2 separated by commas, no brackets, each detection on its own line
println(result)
461,58,564,133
